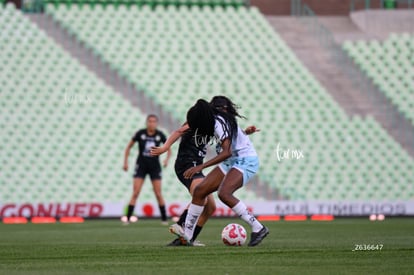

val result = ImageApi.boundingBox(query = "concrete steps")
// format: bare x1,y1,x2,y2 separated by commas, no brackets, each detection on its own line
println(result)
267,16,414,156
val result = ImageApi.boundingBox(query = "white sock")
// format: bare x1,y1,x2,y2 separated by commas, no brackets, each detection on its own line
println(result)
232,201,263,233
184,204,204,240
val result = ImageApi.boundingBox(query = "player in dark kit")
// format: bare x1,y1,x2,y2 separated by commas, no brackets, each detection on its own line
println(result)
123,114,171,225
151,123,215,245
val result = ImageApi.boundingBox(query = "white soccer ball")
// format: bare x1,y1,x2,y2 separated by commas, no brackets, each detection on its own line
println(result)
221,223,247,246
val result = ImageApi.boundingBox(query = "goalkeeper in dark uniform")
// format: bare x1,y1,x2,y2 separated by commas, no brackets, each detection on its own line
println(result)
123,114,171,224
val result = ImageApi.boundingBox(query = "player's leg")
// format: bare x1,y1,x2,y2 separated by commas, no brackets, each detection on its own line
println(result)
167,205,190,246
127,177,145,221
149,161,167,224
172,161,191,229
218,159,268,246
151,179,167,223
217,168,243,207
196,194,215,225
171,178,203,242
183,167,224,243
189,178,216,242
217,168,263,231
168,161,197,245
170,193,215,245
175,206,189,228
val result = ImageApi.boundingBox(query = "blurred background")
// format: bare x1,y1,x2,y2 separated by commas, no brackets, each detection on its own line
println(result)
1,0,413,219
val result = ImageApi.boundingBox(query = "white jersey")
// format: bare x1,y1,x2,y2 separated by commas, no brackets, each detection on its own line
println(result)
214,116,257,158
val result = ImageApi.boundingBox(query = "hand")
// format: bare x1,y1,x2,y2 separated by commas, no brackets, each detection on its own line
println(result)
245,125,260,135
163,159,169,168
183,165,203,179
150,146,166,156
123,163,128,172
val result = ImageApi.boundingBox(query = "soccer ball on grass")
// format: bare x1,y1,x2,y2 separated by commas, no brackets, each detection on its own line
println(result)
221,223,247,246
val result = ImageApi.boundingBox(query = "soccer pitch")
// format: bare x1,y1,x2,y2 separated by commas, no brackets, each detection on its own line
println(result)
1,218,413,274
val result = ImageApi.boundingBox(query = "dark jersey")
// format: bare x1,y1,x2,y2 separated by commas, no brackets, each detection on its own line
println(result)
175,128,208,190
176,128,208,161
132,129,167,161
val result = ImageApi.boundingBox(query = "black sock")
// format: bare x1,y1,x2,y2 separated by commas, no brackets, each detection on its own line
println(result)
159,205,167,221
191,225,203,242
127,205,135,221
177,209,188,227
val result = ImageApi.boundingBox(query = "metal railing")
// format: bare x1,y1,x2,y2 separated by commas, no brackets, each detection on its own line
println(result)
21,0,250,13
292,0,413,14
351,0,413,11
291,0,414,156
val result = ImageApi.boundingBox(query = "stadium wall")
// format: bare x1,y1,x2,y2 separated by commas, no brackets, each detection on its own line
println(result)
252,0,383,15
351,9,414,36
1,201,414,218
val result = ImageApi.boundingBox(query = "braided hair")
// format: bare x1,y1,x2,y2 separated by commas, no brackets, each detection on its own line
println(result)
210,95,244,141
186,98,234,143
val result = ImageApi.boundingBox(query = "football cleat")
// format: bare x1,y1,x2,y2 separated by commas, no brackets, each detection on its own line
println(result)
169,224,192,246
248,226,269,247
120,216,130,226
166,238,183,246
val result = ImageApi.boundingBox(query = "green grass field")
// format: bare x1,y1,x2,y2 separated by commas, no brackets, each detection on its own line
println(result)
1,218,413,274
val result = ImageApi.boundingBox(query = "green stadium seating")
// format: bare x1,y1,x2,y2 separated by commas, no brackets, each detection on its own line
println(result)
43,0,246,8
45,4,414,200
1,3,266,205
343,34,414,126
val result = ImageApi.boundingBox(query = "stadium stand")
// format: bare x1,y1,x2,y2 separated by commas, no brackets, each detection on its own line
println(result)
0,3,263,204
0,3,141,203
44,0,246,8
343,34,414,126
45,3,414,200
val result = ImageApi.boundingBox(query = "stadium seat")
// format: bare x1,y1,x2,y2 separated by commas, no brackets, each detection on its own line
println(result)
343,34,414,126
44,3,414,200
2,4,260,205
43,0,246,8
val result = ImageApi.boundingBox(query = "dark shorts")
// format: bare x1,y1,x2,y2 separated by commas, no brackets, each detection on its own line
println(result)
133,158,162,180
174,157,205,191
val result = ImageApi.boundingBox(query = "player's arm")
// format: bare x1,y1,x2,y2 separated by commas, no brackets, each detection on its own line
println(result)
123,140,135,171
183,138,232,179
163,147,172,167
244,125,260,135
151,123,189,156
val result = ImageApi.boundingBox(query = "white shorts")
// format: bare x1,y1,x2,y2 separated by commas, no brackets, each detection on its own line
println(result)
219,156,259,185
